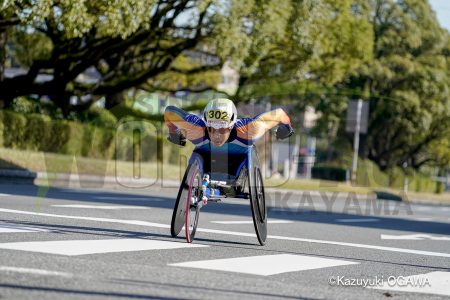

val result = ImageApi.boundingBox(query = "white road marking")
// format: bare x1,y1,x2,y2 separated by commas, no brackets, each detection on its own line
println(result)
381,234,450,241
1,208,450,258
94,196,161,201
51,204,149,210
415,206,432,211
0,208,170,229
0,223,50,233
65,190,100,193
410,217,434,222
0,266,72,277
211,220,293,224
170,254,358,276
336,218,379,223
0,238,207,256
368,271,450,296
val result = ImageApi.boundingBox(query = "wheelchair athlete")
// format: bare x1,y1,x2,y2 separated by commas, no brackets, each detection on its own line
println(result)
164,98,294,152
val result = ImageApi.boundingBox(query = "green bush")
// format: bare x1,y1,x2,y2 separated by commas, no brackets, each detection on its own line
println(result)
115,130,134,161
312,166,348,181
81,125,116,160
10,97,38,114
356,159,390,187
113,117,167,162
0,110,134,161
2,111,27,149
82,107,118,129
23,114,52,151
435,181,445,194
56,121,84,156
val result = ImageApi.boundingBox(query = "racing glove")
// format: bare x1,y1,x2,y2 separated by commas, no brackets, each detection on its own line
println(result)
275,124,294,140
167,130,186,146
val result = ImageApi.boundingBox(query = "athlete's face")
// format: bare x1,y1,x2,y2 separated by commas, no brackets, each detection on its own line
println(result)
207,127,231,147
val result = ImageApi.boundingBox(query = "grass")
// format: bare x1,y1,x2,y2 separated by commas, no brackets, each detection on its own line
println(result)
265,177,372,195
1,147,449,203
0,147,185,182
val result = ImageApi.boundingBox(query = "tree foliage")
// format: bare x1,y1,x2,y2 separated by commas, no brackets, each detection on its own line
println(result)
0,0,449,170
344,0,450,170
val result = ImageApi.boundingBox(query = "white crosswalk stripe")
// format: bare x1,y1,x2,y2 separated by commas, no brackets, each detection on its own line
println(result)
0,238,207,256
211,220,292,224
51,204,150,210
0,223,51,233
169,254,359,276
0,266,73,277
94,196,162,201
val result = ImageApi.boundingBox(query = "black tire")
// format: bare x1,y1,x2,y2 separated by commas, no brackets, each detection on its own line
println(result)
185,164,202,243
170,160,202,239
247,147,267,245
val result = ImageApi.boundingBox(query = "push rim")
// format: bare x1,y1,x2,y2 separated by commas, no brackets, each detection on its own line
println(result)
185,163,201,243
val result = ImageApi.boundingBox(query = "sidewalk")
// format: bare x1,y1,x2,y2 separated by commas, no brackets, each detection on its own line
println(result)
1,168,449,206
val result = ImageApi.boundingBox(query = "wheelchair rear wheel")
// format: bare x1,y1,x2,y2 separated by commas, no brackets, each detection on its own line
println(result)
247,147,267,245
170,160,202,243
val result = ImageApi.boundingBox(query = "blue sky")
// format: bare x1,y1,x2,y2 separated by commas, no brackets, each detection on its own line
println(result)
429,0,450,31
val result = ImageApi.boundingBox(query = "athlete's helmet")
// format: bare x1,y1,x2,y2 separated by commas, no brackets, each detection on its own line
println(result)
203,98,237,129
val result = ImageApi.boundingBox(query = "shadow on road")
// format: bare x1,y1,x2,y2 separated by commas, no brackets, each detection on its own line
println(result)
0,182,450,237
0,283,189,300
2,219,449,272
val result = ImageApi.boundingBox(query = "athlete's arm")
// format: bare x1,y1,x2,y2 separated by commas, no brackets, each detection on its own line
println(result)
235,108,293,141
164,106,206,143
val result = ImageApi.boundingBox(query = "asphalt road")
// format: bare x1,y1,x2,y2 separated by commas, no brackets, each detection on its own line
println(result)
0,182,449,300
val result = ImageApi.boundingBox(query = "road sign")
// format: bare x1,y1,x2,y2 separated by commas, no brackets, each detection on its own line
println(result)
346,100,369,134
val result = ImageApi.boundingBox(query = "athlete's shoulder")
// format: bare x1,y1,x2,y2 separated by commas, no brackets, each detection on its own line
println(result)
186,114,206,127
235,117,254,128
165,106,205,127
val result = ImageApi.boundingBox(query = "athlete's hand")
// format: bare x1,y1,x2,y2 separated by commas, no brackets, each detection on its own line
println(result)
276,124,294,140
167,131,186,146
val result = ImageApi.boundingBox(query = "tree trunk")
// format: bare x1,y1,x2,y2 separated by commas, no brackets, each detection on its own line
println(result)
105,91,125,110
0,27,7,109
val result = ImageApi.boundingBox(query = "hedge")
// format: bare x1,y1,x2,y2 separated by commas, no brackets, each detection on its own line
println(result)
312,166,348,182
356,159,439,193
0,110,179,163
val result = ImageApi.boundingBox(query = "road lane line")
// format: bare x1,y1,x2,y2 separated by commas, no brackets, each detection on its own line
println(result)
0,223,51,233
0,266,72,277
410,217,434,222
95,196,161,201
170,254,358,276
336,218,380,223
0,208,170,229
0,239,207,256
1,208,450,258
211,220,293,224
51,204,149,210
381,234,450,241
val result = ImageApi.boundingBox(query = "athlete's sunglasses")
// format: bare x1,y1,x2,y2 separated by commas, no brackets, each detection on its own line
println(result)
207,127,231,134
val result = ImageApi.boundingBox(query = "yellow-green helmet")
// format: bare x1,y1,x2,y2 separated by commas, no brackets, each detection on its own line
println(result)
203,98,237,129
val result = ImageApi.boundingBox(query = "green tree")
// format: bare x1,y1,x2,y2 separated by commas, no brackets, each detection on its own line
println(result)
0,0,308,117
235,0,373,102
343,0,450,170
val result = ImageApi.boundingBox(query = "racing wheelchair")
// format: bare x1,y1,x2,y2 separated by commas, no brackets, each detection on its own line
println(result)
170,145,267,246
